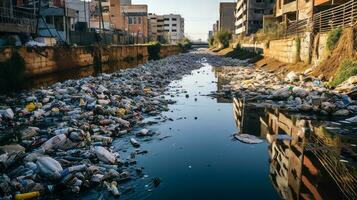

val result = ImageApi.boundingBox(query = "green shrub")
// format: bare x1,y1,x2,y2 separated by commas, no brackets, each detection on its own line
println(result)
178,38,192,53
208,37,214,47
326,27,342,52
330,59,357,87
147,41,161,60
226,43,262,62
214,29,232,48
0,51,26,93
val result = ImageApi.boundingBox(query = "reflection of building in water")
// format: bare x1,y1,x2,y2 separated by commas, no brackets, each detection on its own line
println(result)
263,110,357,200
233,97,266,137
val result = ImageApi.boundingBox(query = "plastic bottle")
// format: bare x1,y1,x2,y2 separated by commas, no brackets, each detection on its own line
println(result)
14,191,40,200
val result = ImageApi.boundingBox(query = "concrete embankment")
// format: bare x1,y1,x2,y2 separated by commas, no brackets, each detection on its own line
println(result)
0,45,181,77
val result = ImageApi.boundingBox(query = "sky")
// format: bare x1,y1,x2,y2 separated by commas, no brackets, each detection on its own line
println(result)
132,0,236,41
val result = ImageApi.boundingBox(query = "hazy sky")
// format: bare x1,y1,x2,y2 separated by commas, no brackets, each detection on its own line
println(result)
132,0,236,41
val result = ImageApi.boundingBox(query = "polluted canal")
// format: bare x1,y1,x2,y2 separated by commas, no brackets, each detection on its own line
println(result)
0,51,357,200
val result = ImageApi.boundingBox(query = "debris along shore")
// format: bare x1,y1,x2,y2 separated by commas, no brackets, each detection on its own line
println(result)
215,67,357,118
0,53,245,199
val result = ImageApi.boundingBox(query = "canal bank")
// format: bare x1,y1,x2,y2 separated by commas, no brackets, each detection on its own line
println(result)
0,51,356,200
0,44,181,92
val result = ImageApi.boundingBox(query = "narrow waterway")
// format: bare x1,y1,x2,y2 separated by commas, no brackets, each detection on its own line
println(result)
1,52,356,200
130,63,280,200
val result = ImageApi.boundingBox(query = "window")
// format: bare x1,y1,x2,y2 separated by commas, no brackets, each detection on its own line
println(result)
172,24,177,26
172,18,177,21
129,17,133,24
133,17,137,24
138,17,142,24
172,29,177,32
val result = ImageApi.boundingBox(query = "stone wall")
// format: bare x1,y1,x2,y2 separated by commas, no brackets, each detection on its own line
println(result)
264,38,299,63
260,32,326,65
0,44,181,77
311,33,329,66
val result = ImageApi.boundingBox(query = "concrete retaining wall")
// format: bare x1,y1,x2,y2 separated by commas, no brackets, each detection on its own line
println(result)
0,45,181,77
256,32,327,65
312,33,329,66
264,38,299,63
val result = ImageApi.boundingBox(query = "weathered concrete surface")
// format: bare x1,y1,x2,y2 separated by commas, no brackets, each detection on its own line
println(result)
0,45,181,77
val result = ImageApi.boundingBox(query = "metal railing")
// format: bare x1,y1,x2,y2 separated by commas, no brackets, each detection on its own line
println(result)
285,18,310,37
0,7,36,33
313,0,357,33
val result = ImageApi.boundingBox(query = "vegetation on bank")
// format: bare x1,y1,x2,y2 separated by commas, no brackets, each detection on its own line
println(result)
0,51,26,93
208,29,232,50
147,41,162,60
330,59,357,87
178,38,192,53
326,27,343,52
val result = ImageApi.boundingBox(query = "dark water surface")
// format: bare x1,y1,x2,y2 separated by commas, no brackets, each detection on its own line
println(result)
132,64,280,200
15,57,357,200
108,63,356,200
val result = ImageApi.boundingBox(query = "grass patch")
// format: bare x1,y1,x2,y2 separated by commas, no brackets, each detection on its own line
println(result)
225,44,263,62
326,27,342,52
330,59,357,87
0,50,26,93
212,29,232,49
178,38,192,53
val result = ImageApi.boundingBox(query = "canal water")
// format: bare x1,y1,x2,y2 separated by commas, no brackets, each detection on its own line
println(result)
81,59,356,200
5,54,356,199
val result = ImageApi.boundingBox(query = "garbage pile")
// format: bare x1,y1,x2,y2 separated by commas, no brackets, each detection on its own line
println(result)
0,53,246,199
216,67,357,117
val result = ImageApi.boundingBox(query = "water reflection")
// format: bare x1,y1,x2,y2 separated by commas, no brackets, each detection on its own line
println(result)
233,97,357,200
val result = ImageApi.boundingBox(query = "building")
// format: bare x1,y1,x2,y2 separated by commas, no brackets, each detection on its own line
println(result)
66,0,91,31
235,0,275,36
275,0,348,23
120,4,148,39
0,0,37,35
219,2,236,32
39,6,78,44
148,14,185,44
213,20,219,35
90,0,112,30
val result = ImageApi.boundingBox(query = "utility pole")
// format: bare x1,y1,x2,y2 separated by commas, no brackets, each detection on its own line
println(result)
35,0,42,37
64,0,68,44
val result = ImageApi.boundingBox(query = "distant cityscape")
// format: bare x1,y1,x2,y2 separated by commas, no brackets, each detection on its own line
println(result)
209,0,350,39
0,0,186,46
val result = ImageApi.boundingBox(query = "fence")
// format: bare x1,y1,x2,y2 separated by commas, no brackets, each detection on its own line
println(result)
274,0,357,38
313,0,357,33
0,7,36,33
69,31,149,46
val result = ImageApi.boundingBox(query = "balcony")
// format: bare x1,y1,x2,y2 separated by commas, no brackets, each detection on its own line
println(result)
0,7,36,33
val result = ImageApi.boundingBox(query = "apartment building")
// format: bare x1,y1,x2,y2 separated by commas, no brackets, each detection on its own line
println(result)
235,0,275,35
148,14,185,44
121,4,148,37
219,2,236,32
275,0,348,23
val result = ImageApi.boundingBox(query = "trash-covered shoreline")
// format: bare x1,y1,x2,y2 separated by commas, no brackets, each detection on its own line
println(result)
0,53,245,200
0,50,356,199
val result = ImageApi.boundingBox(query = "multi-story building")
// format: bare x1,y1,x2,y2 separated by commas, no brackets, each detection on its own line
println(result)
120,4,148,38
235,0,275,35
275,0,349,23
219,2,236,32
148,14,185,44
213,20,219,35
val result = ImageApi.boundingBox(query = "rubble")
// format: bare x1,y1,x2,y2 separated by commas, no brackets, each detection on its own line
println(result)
0,51,355,199
215,66,357,116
